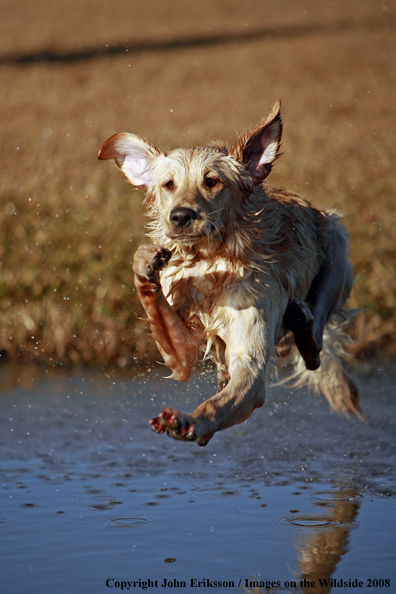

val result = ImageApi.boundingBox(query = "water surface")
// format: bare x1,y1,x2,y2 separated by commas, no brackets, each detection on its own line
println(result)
1,362,395,593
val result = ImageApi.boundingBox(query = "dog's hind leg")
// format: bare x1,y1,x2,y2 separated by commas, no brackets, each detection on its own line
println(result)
283,300,321,371
306,228,354,352
133,244,199,382
212,337,230,393
285,227,353,372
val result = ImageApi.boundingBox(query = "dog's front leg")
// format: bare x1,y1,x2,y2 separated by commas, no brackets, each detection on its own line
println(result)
133,244,199,382
150,355,266,446
150,311,271,446
194,358,266,446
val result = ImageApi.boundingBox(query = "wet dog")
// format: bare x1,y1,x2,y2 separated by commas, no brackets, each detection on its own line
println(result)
98,101,361,446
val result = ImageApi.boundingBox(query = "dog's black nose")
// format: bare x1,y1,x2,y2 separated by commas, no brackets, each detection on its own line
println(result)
169,207,197,229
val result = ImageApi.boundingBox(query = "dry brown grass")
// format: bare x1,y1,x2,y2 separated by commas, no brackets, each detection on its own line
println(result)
1,0,395,365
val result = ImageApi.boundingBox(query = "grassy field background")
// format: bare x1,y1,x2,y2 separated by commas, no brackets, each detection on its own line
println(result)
1,0,395,366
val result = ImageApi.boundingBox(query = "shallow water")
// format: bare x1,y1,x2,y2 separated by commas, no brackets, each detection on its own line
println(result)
1,362,395,593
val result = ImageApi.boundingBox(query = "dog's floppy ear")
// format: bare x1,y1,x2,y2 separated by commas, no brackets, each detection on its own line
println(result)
98,133,161,189
231,100,282,181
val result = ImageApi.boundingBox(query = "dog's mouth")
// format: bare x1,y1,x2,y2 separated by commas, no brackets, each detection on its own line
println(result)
165,222,222,245
165,230,206,245
164,206,222,245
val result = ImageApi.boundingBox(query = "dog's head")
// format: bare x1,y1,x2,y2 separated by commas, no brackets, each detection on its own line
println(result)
98,101,282,250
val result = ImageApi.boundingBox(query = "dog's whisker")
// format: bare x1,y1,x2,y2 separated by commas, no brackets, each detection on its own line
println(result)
208,220,224,244
207,206,226,217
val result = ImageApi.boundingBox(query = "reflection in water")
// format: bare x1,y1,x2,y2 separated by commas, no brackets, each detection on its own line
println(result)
295,486,361,594
242,485,361,594
0,363,48,391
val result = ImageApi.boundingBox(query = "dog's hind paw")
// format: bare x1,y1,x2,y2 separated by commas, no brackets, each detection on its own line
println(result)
283,299,321,371
149,407,197,442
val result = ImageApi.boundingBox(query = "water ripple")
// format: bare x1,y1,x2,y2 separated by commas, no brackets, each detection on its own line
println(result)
104,517,155,528
272,514,359,528
192,486,240,498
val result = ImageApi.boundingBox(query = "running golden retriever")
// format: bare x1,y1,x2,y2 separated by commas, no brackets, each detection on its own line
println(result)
98,101,361,446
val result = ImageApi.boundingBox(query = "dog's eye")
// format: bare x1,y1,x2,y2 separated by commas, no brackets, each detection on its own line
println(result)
205,178,218,188
165,180,174,190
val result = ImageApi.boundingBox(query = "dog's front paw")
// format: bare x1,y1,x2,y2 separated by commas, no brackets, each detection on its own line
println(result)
149,407,198,442
133,244,171,282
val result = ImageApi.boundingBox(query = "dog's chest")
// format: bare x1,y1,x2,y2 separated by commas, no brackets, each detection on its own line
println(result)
160,258,248,321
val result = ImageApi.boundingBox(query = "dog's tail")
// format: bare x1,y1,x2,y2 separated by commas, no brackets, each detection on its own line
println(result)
276,310,364,419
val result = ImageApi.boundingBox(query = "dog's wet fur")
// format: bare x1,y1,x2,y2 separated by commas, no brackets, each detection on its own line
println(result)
99,101,362,446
